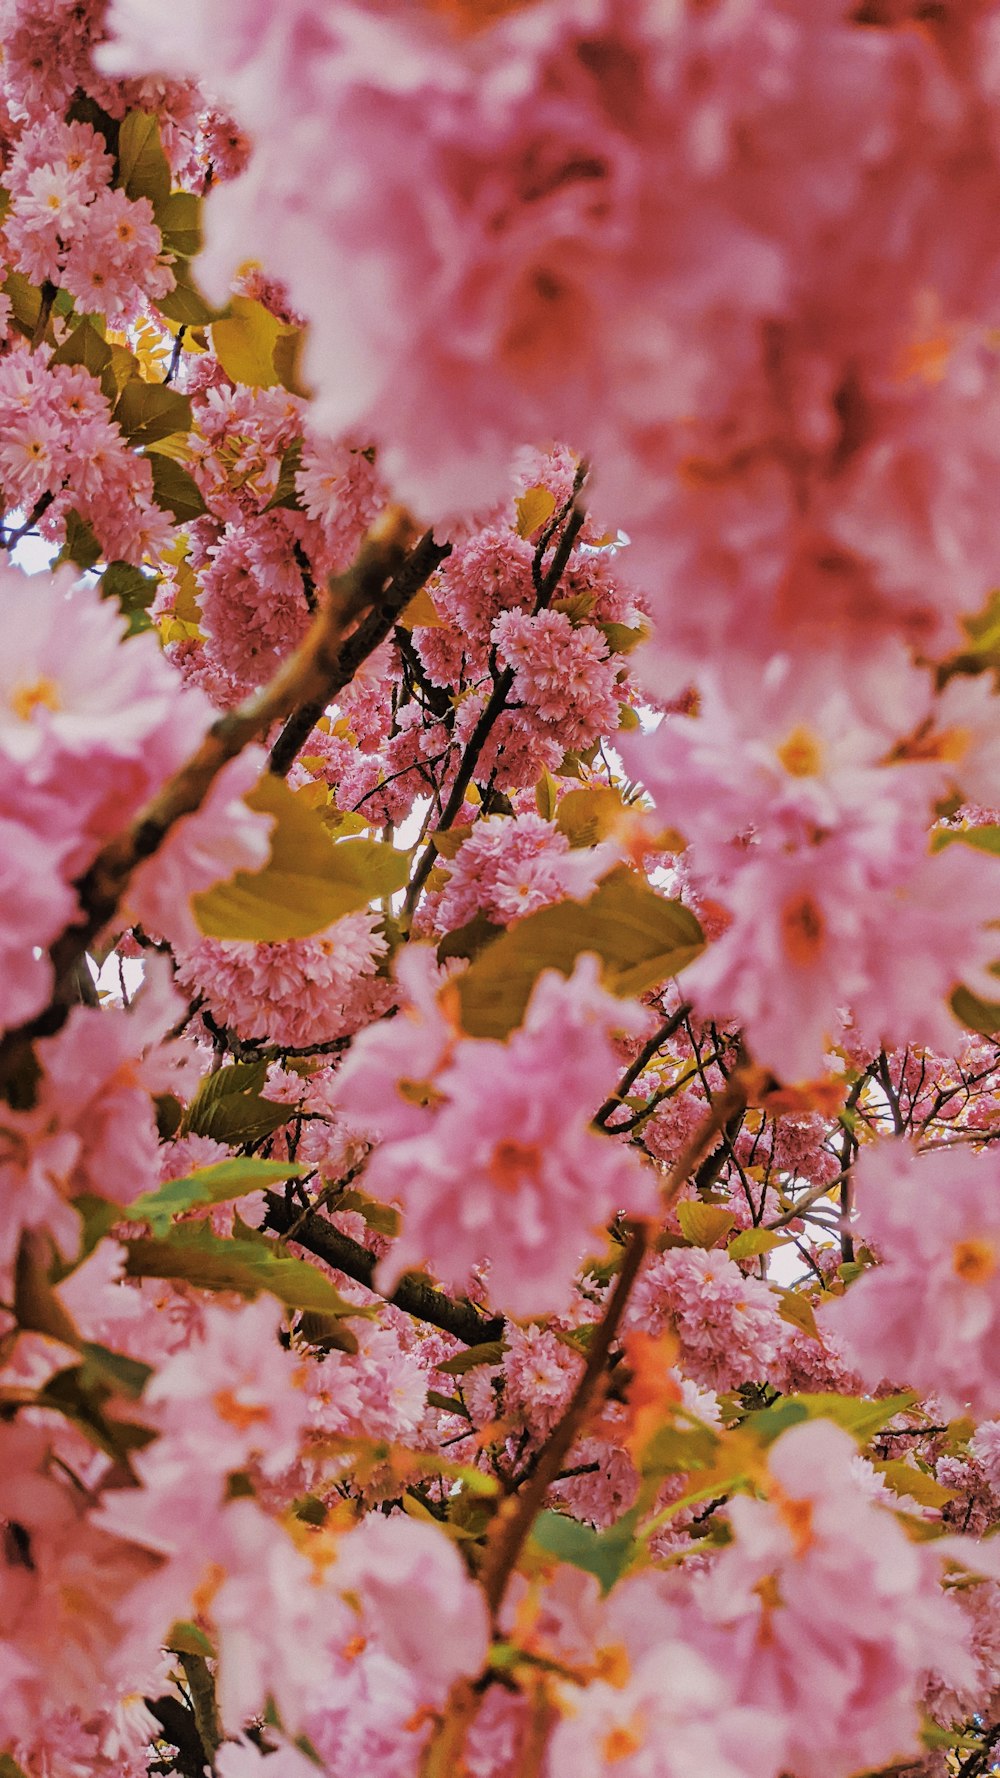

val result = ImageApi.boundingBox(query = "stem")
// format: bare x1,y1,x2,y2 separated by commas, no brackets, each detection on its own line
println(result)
262,1192,505,1347
268,528,451,776
477,1221,647,1620
594,1004,692,1128
0,508,417,1103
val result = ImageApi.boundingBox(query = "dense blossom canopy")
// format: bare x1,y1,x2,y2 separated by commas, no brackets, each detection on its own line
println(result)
6,3,1000,1778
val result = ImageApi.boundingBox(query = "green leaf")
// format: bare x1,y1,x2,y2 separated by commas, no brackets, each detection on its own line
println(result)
640,1419,721,1476
37,1364,156,1463
50,316,112,379
530,1509,638,1594
874,1459,957,1509
122,1221,365,1325
212,295,297,390
772,1287,822,1342
58,508,102,570
515,484,557,540
148,453,208,523
457,867,703,1040
192,774,409,942
951,983,1000,1037
78,1341,152,1399
15,1231,81,1348
677,1202,736,1249
0,1754,31,1778
932,823,1000,856
599,620,648,656
167,1620,216,1659
264,439,304,512
156,190,202,257
744,1390,917,1448
117,110,171,210
123,1159,312,1235
182,1060,295,1145
2,270,43,334
114,379,191,447
101,560,157,630
156,260,218,327
437,1340,508,1376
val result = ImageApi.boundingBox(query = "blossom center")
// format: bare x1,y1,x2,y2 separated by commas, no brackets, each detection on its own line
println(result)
780,892,826,965
953,1237,997,1284
776,1491,814,1556
776,725,823,777
602,1717,645,1763
488,1138,541,1191
11,676,61,722
212,1387,269,1431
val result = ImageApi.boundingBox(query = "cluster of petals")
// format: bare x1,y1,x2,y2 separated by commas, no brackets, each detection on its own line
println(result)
333,948,657,1316
426,809,614,931
0,562,271,1034
822,1138,1000,1418
175,910,389,1049
3,116,174,320
625,1246,791,1394
103,0,1000,688
626,659,1000,1080
695,1418,976,1778
0,343,173,565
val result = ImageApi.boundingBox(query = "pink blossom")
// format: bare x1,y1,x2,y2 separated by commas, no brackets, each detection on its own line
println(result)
331,1514,490,1704
626,1247,791,1393
821,1139,1000,1417
338,953,656,1316
696,1418,975,1778
127,746,275,950
176,910,389,1049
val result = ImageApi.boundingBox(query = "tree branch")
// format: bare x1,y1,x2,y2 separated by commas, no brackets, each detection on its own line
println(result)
262,1191,504,1347
268,527,451,776
0,508,418,1102
477,1220,647,1620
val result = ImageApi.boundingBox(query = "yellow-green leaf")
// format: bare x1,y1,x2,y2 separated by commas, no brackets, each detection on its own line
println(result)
192,774,409,941
677,1202,736,1249
556,785,628,848
457,866,703,1039
727,1227,782,1262
515,484,557,539
874,1459,956,1509
123,1220,365,1327
773,1287,822,1342
114,379,192,447
398,585,443,629
534,768,559,822
951,984,1000,1037
212,295,298,391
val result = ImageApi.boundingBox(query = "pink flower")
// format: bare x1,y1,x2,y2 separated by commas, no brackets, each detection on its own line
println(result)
626,1247,790,1393
821,1139,1000,1417
127,746,275,951
176,909,390,1049
338,953,656,1317
696,1418,975,1778
331,1514,490,1704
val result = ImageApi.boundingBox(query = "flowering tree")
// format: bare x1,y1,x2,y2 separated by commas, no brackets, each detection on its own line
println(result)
9,2,1000,1775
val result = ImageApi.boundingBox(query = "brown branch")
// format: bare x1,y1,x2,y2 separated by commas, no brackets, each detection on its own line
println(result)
262,1192,505,1347
268,528,451,776
477,1220,647,1620
594,1004,693,1128
0,508,418,1102
402,492,588,925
